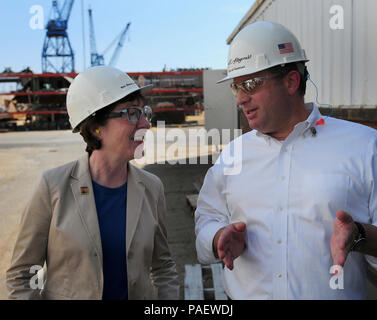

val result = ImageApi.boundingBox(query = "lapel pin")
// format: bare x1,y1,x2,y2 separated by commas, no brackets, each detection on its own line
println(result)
80,187,89,195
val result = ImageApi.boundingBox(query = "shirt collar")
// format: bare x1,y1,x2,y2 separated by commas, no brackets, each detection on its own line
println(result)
255,102,323,142
304,102,322,128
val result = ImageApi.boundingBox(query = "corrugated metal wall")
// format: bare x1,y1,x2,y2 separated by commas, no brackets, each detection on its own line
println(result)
236,0,377,109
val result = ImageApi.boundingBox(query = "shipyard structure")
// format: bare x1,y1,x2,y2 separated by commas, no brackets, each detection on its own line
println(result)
0,69,205,131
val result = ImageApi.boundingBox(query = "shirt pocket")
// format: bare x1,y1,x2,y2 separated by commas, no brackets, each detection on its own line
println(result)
299,173,350,222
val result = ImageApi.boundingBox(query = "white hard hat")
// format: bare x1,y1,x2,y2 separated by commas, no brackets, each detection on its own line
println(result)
66,66,152,132
218,21,309,83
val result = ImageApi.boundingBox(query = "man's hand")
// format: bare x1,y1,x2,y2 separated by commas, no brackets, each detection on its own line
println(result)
213,222,247,270
330,210,357,267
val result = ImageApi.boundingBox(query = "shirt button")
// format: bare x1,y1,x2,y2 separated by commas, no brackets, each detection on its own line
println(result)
277,240,282,244
283,147,288,152
277,273,282,278
279,206,283,211
281,176,285,181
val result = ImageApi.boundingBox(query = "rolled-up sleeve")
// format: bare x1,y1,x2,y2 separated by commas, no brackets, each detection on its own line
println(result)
195,162,230,264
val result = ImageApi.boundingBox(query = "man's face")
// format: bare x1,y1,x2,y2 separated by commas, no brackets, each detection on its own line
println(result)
234,70,292,139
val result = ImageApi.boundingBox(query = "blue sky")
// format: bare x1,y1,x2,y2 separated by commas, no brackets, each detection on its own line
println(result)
0,0,255,73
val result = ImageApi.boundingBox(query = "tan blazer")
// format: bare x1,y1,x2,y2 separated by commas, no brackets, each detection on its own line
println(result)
6,154,179,300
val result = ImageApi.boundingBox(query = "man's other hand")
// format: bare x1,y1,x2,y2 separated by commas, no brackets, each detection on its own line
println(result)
213,222,247,270
330,210,357,267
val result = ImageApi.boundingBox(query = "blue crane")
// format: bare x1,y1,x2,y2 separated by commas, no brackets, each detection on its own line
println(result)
42,0,75,73
88,6,104,66
108,22,131,67
88,6,131,67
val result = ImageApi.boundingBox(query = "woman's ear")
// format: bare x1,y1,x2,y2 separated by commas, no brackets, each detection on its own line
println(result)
92,127,101,139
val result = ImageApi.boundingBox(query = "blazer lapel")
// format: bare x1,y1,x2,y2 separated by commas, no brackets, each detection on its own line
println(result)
70,154,103,265
126,163,145,253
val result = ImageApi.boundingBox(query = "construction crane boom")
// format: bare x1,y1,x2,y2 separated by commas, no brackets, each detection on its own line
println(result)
88,7,130,68
109,22,131,67
60,0,74,21
88,6,104,66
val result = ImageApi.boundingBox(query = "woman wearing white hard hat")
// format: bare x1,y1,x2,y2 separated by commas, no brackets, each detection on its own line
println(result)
6,66,179,300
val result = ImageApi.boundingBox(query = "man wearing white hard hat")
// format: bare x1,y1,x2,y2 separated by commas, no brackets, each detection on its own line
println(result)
6,66,179,300
195,21,377,299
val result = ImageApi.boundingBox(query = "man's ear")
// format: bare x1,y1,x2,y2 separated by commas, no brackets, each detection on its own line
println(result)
284,70,301,95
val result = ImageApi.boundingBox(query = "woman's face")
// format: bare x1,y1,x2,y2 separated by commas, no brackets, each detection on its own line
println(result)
98,97,151,161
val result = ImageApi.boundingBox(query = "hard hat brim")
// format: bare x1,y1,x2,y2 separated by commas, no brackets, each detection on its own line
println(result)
216,74,234,84
216,59,309,84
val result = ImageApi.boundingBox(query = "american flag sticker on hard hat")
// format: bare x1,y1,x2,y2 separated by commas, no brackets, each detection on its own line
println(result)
278,42,294,54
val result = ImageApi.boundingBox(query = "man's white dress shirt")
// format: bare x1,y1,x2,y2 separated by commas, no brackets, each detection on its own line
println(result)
195,103,377,299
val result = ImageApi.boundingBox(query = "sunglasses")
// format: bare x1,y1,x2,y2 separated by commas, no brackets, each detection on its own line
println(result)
230,74,279,96
107,105,153,124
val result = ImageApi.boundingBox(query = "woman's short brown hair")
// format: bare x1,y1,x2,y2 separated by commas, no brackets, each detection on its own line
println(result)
78,90,143,155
